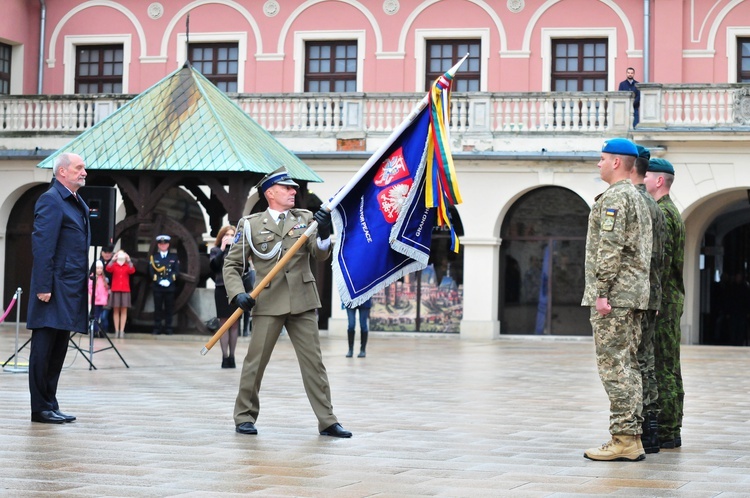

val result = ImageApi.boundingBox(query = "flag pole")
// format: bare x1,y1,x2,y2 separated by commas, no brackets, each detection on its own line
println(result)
324,53,469,212
200,54,468,355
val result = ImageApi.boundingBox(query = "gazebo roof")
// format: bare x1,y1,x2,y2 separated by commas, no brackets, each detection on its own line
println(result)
37,64,321,182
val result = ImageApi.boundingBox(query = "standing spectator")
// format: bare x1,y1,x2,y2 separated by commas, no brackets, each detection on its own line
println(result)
209,225,240,368
223,167,351,438
631,145,667,454
88,261,110,336
582,138,651,461
149,235,180,335
644,157,686,449
27,152,90,424
90,245,114,333
106,249,136,338
345,298,371,358
618,67,641,127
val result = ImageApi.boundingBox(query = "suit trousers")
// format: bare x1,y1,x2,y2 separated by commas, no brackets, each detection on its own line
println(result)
29,327,70,413
234,311,338,431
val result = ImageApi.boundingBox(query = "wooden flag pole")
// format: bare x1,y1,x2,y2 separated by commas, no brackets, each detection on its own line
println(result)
200,221,319,355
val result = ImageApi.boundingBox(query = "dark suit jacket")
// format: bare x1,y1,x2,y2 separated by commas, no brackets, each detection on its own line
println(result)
27,180,91,333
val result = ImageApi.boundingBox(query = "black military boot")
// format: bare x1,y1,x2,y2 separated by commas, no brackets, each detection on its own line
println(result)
346,329,355,357
642,412,660,454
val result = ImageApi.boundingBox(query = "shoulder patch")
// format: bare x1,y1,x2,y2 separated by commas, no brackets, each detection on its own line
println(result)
602,208,617,231
233,231,241,243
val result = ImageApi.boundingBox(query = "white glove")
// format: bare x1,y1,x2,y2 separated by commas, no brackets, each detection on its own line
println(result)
158,279,171,288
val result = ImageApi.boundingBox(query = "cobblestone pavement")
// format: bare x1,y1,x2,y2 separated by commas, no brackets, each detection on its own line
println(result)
1,326,749,497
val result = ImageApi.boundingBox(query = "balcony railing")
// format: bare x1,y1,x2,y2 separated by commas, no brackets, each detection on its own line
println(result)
638,83,750,127
1,85,748,137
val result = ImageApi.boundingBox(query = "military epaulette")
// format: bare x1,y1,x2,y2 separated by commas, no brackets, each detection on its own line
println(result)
245,212,263,220
291,208,312,216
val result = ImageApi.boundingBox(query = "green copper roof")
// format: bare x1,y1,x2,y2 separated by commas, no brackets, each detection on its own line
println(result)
38,64,321,182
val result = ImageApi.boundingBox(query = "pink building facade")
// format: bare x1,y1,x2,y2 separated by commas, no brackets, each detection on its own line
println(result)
3,0,750,344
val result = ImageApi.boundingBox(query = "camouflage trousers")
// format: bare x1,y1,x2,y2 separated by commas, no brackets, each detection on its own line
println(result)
654,301,685,440
590,307,643,435
637,309,659,414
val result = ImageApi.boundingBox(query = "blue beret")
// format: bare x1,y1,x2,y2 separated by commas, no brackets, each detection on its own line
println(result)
648,158,675,175
635,145,650,160
258,167,300,194
602,138,638,157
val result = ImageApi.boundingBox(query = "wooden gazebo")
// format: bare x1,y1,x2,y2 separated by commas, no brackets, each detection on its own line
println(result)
38,64,322,333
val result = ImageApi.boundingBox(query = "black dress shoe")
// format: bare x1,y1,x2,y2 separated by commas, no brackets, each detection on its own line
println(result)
54,410,76,422
31,410,66,424
320,423,352,438
235,422,258,434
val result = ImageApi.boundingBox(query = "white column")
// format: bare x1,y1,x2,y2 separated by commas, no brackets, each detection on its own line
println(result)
459,236,501,340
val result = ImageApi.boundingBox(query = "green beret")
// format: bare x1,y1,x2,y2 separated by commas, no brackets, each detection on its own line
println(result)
647,158,675,175
602,138,638,157
635,145,650,160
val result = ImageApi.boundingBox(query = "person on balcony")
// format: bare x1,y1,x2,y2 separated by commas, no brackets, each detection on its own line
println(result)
618,67,641,127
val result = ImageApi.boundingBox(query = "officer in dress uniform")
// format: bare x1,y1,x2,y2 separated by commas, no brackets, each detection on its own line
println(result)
149,234,180,335
223,166,352,438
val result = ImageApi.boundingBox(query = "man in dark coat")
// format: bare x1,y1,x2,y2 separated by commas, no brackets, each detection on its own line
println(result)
27,152,90,424
618,67,640,127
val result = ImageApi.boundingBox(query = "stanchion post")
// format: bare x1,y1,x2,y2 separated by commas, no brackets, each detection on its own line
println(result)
5,287,27,374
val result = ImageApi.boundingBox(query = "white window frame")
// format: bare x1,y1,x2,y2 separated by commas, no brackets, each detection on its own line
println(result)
414,29,489,92
63,34,131,94
0,40,24,94
293,31,365,93
541,28,616,92
727,27,750,83
176,32,247,92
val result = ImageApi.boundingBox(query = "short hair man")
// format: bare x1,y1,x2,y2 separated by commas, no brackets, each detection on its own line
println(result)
644,157,686,449
582,138,652,461
223,167,351,438
27,153,90,424
618,67,640,127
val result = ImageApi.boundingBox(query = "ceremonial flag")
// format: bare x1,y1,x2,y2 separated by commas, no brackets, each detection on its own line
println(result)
328,58,466,307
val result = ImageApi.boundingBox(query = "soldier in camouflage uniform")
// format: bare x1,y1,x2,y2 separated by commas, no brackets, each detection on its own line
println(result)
644,157,686,449
631,145,667,454
582,138,652,462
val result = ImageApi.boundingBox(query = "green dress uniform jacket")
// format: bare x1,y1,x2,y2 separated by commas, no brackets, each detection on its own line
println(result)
223,208,328,313
223,208,339,431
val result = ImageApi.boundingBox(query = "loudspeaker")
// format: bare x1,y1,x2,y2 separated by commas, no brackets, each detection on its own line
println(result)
79,186,116,247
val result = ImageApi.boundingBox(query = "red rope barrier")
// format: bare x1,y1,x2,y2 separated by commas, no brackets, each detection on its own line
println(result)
0,295,18,324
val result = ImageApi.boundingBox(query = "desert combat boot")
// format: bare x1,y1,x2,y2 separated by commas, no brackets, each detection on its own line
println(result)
584,435,646,461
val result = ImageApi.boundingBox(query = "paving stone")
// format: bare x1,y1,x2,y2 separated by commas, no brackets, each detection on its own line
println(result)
2,327,749,496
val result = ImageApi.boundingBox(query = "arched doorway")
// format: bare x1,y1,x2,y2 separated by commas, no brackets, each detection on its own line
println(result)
500,187,590,335
3,183,49,322
699,199,750,346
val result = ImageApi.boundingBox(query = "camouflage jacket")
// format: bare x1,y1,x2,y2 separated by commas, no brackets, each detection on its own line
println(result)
635,183,666,310
582,179,652,309
658,194,685,305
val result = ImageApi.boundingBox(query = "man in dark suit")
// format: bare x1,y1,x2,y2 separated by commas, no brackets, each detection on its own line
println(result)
27,152,90,424
149,234,179,335
223,167,351,438
618,67,640,127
